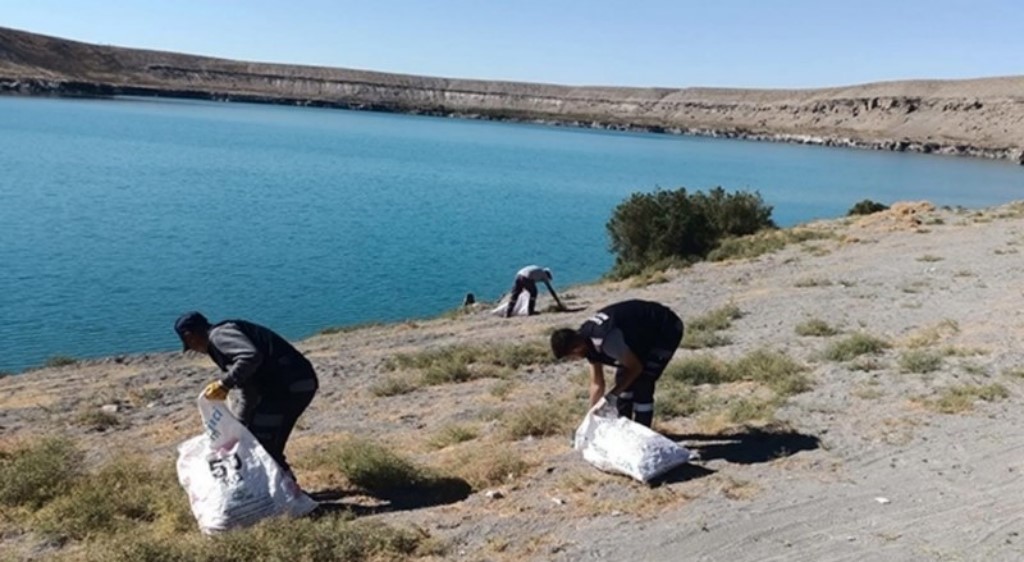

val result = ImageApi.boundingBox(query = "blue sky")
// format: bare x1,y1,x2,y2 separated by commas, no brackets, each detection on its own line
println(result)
4,0,1021,88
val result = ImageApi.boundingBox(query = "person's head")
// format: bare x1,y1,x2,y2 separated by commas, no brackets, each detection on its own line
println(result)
543,268,553,281
550,328,588,360
174,311,211,353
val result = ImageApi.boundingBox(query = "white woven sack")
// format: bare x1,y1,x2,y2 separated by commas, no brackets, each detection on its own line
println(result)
573,400,693,483
490,291,531,317
176,394,317,534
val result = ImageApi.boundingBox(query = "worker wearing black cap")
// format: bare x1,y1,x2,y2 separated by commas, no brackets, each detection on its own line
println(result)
174,311,318,480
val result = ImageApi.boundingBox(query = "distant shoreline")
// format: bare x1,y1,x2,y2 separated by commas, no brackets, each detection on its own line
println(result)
3,84,1022,166
3,25,1024,166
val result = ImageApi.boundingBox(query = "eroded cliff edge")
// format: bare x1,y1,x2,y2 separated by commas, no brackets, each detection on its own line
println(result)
2,26,1022,163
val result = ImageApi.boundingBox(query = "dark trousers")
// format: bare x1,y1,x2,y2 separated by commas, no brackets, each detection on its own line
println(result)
614,316,685,427
506,276,538,317
234,371,318,476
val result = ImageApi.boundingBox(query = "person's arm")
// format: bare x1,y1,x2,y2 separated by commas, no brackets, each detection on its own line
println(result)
608,349,644,396
209,325,264,389
598,329,644,396
588,361,606,407
542,280,567,311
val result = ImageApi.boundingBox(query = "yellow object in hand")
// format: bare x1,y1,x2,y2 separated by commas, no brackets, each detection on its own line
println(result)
203,380,229,401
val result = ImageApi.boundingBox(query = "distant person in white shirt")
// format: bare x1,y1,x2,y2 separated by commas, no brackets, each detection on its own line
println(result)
506,265,565,317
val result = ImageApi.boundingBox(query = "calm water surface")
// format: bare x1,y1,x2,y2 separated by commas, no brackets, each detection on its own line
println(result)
1,96,1023,371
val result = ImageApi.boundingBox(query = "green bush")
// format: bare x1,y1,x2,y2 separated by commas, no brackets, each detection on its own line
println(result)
0,437,83,509
607,186,775,276
847,199,889,216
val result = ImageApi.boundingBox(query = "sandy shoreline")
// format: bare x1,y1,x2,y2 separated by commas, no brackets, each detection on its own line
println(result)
4,201,1024,560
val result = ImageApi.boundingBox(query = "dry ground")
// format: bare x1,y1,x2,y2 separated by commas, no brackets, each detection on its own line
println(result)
3,201,1024,561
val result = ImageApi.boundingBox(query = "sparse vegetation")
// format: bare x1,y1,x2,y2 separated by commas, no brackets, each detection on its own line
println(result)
656,381,705,418
370,375,420,397
317,321,383,335
916,254,944,262
665,354,730,385
74,408,121,431
422,359,475,385
795,318,840,337
44,354,78,368
0,438,83,509
847,199,889,216
926,384,1009,414
727,396,781,424
681,304,741,349
905,319,960,348
688,304,743,332
489,379,516,399
318,439,427,492
388,342,553,376
1003,367,1024,379
503,401,578,440
80,516,436,562
628,268,672,288
707,228,831,262
428,424,479,450
794,277,833,288
3,441,431,562
898,350,944,373
731,348,811,396
823,333,890,361
444,450,529,490
34,457,190,541
680,330,733,349
668,349,810,396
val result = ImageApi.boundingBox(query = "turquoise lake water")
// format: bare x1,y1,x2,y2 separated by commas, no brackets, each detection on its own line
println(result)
2,96,1023,372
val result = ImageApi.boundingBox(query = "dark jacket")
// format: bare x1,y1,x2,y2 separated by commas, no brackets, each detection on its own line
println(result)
578,300,680,366
206,320,317,393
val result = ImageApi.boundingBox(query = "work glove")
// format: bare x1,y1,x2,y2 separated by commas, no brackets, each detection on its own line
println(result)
203,380,229,401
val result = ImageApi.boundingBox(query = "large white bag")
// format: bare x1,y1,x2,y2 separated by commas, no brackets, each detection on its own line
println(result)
573,400,694,483
176,394,317,534
490,291,531,317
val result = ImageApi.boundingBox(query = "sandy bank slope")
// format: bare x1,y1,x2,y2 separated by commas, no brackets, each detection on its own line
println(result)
2,25,1023,163
3,202,1024,561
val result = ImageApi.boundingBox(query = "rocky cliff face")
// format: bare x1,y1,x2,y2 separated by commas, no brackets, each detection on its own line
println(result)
2,26,1022,163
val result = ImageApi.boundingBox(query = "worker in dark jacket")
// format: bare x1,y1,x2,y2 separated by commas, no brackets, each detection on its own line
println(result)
174,311,318,478
549,300,683,427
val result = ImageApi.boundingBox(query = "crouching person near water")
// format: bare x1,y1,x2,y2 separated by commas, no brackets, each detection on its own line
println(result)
174,311,318,480
550,300,683,427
